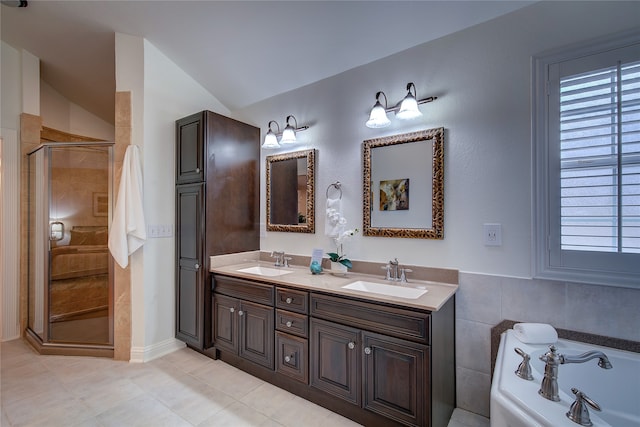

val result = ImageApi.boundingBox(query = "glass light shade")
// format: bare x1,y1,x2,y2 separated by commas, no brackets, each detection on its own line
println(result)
366,101,391,128
280,125,297,144
396,93,422,120
262,130,280,149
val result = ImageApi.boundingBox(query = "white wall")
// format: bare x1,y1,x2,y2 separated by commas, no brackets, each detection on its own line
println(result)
40,81,115,141
138,39,230,360
1,43,26,341
234,1,640,417
115,33,231,361
238,1,640,279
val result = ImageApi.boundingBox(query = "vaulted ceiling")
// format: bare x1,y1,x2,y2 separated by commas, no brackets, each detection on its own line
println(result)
1,1,533,124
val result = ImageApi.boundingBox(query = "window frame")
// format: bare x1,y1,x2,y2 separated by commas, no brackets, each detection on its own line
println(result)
532,31,640,289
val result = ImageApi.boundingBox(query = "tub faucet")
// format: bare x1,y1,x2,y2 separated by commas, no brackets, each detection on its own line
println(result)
538,345,612,402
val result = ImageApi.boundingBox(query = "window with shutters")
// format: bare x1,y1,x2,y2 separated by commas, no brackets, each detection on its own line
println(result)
533,33,640,288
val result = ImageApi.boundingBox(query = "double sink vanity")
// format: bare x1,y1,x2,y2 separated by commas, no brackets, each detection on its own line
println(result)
174,111,455,426
208,254,457,427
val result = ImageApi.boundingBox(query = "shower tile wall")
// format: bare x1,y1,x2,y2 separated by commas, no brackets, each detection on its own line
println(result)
455,272,640,417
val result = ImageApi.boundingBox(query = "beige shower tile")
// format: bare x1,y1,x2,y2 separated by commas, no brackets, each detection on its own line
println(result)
115,92,131,128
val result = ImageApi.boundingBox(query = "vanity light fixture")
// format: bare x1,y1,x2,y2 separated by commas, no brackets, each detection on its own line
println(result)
262,120,281,149
262,115,310,149
396,82,422,120
365,92,392,128
280,115,299,144
365,82,437,128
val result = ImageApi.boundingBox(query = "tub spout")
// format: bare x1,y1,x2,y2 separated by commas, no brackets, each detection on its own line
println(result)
560,350,613,369
539,346,613,402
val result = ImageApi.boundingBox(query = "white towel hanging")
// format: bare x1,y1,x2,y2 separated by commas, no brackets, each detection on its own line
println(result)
325,197,343,237
108,145,146,268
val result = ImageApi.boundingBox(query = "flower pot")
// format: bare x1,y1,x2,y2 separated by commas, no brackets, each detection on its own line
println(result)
330,261,348,276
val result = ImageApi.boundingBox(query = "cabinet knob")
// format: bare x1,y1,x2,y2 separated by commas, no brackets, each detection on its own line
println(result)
284,355,294,363
285,297,292,304
229,307,235,313
364,347,372,355
194,263,200,270
286,321,292,328
238,310,244,316
348,341,355,350
195,167,200,173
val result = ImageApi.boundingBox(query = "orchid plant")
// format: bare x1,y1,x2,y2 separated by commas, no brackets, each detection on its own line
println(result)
327,228,359,269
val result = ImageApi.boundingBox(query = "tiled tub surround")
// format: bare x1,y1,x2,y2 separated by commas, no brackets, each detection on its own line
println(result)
455,273,640,418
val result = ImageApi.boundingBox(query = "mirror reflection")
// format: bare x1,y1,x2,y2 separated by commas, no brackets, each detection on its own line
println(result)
266,149,315,233
363,128,444,239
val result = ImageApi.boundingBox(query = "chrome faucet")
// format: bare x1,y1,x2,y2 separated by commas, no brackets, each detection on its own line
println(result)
389,258,399,281
538,345,612,401
270,251,287,267
381,258,411,283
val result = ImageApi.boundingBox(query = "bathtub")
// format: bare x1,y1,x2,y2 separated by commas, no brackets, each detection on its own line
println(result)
491,329,640,427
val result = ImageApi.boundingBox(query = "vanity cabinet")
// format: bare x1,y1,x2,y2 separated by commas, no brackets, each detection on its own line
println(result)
175,111,259,352
275,287,309,383
210,273,455,427
310,294,431,426
213,276,275,369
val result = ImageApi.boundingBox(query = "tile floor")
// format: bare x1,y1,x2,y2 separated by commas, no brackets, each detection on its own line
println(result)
1,339,489,427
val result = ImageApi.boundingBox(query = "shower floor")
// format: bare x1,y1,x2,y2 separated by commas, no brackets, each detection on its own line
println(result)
49,309,110,344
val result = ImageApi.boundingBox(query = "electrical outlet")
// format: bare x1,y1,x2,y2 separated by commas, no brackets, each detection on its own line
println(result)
484,223,502,246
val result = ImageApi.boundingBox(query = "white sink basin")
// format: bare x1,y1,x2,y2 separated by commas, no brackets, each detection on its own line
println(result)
342,280,428,299
236,266,294,277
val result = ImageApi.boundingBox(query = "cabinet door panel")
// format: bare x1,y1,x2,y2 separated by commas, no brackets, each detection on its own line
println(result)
276,331,308,383
239,301,274,369
176,113,204,184
214,294,238,354
310,318,361,405
363,332,429,426
175,183,204,347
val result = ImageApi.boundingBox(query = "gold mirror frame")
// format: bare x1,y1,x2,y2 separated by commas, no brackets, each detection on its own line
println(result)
266,149,316,233
363,128,444,239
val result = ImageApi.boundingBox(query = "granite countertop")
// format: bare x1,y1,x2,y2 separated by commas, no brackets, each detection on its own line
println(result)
210,260,458,312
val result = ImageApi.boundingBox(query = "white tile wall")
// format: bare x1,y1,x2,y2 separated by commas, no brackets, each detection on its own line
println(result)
455,272,640,418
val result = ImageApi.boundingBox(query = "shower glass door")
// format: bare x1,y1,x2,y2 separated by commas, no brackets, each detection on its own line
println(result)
28,143,113,347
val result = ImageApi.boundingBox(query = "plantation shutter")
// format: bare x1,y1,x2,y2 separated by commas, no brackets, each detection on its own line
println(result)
558,59,640,254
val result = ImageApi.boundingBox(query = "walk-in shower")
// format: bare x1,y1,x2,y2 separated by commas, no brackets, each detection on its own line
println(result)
27,142,114,356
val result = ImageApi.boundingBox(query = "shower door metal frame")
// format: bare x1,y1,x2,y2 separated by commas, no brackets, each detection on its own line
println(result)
27,142,115,354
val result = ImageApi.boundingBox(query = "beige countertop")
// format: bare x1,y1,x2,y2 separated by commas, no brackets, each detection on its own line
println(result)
210,260,457,312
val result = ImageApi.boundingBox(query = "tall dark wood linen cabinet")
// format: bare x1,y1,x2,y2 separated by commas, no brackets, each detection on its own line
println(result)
175,111,260,353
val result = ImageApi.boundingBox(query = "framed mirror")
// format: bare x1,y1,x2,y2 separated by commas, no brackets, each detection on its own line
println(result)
266,149,316,233
363,128,444,239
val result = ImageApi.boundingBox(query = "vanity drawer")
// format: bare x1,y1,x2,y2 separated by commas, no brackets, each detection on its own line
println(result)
275,287,308,314
276,331,308,384
310,293,431,344
213,275,274,306
276,309,308,338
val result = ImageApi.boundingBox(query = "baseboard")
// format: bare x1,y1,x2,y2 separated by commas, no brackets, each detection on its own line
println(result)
130,338,185,363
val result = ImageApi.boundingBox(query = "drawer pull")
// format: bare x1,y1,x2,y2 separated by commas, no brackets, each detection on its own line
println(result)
286,321,293,328
195,167,200,173
348,341,355,350
229,307,235,313
285,297,293,304
364,346,372,355
194,263,200,270
238,310,244,316
284,354,294,363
